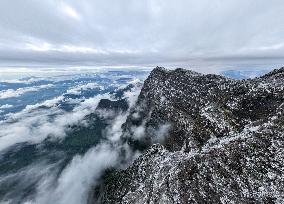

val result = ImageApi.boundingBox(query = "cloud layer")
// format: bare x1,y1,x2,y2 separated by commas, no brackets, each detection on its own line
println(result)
0,84,54,99
0,77,144,203
0,0,283,70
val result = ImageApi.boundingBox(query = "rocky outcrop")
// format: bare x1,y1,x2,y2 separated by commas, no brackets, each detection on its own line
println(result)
94,67,284,203
96,99,129,112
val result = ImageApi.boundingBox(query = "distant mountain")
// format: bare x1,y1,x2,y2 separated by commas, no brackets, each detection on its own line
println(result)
93,67,284,203
221,69,271,79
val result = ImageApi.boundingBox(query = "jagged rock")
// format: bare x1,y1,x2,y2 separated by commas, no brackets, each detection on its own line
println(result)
96,99,129,112
123,66,284,152
94,67,284,204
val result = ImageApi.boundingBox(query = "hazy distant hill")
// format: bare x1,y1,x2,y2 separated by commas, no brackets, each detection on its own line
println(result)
221,69,271,79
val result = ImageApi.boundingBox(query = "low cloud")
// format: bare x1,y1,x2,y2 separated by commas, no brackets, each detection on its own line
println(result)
0,84,54,99
33,143,119,204
29,81,142,204
66,82,101,95
0,104,13,109
0,77,173,204
152,123,171,143
0,90,110,152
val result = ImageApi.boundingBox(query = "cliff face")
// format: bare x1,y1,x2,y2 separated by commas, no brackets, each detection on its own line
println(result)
96,67,284,203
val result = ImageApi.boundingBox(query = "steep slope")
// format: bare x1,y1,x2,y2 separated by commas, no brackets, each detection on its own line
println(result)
94,67,284,203
123,67,284,152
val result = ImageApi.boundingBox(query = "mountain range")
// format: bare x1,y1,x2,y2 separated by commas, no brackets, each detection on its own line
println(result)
92,66,284,203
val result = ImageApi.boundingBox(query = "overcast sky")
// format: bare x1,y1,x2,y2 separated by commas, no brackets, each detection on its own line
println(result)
0,0,283,71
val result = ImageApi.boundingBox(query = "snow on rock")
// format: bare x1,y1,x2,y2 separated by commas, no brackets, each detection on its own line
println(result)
93,66,284,204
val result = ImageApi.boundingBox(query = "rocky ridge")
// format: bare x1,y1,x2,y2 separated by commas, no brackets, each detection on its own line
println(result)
94,67,284,203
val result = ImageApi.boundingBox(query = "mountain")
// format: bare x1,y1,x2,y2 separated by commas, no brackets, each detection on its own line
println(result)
221,69,271,79
92,67,284,203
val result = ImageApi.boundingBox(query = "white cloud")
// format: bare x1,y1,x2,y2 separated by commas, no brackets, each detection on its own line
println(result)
132,123,146,139
0,84,54,99
66,82,101,95
25,41,107,54
0,92,110,152
123,83,142,108
0,160,62,203
61,3,81,20
0,104,13,109
33,143,118,204
152,123,171,143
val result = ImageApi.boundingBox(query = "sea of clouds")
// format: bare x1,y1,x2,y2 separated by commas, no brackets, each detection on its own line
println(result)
0,70,149,204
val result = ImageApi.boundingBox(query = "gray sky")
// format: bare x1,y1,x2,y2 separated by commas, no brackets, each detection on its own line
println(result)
0,0,284,71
